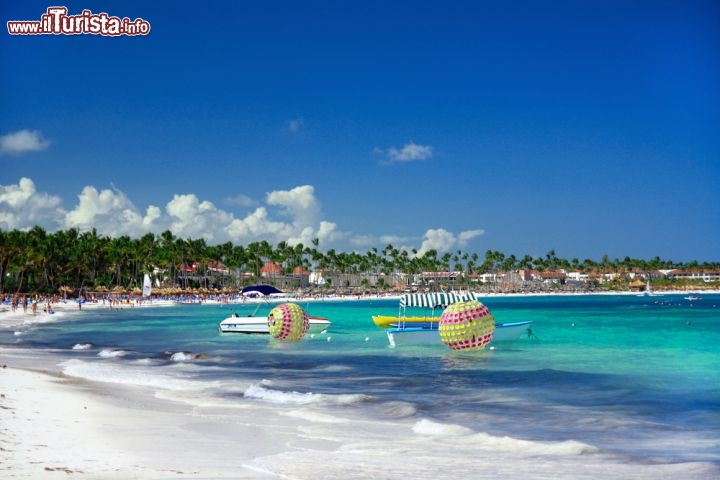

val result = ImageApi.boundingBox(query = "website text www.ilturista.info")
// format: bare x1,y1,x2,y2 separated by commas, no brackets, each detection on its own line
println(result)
7,7,150,36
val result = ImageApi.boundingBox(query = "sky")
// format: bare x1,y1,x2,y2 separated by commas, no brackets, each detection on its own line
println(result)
1,0,719,262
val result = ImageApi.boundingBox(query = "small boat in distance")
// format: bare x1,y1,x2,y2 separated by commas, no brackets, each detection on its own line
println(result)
637,281,663,297
142,273,152,298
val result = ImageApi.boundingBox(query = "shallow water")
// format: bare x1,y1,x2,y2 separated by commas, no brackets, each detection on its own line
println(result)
3,294,719,478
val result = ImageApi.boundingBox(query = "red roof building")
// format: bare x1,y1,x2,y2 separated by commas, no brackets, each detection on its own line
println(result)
260,262,282,278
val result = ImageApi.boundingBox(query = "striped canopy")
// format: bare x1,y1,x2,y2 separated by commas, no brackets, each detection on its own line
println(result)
400,292,477,308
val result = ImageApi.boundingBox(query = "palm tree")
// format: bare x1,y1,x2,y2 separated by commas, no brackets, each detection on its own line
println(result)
157,230,178,287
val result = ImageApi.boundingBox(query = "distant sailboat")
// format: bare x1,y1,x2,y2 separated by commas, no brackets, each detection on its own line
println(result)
142,273,152,298
640,280,663,297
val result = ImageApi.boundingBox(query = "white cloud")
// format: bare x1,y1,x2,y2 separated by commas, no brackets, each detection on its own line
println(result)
0,130,51,155
226,207,293,242
349,234,374,247
380,234,414,245
64,185,159,237
0,178,64,230
166,194,236,242
266,185,320,229
458,229,485,246
0,177,485,256
224,194,257,208
317,220,343,244
382,141,433,163
417,228,456,255
417,228,484,255
286,118,303,133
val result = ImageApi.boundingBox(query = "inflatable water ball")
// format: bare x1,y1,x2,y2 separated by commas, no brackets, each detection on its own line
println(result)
268,303,309,341
439,300,496,351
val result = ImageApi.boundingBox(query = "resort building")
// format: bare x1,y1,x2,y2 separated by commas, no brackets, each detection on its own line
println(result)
664,269,720,283
260,262,282,278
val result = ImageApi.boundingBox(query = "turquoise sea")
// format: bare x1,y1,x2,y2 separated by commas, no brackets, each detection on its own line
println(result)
2,293,719,478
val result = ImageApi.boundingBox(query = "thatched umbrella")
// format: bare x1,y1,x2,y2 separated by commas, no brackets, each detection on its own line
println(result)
58,286,74,299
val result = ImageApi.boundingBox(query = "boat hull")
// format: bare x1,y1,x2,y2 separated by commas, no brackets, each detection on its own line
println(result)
219,316,331,335
386,321,533,348
372,315,440,328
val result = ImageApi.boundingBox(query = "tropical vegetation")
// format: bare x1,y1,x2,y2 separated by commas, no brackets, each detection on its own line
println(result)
1,227,718,294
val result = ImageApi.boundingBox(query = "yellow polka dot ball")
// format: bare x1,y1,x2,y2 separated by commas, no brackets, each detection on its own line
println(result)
439,300,495,351
268,303,309,341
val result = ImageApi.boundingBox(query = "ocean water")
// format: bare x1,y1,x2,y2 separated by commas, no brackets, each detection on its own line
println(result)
2,294,719,478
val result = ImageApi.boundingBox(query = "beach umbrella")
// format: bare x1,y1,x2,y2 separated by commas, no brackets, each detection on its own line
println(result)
439,300,495,351
267,303,309,341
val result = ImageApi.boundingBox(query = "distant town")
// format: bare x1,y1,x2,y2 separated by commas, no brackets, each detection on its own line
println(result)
1,227,718,295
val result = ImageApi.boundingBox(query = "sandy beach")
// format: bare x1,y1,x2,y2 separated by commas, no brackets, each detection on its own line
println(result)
0,349,322,479
3,352,716,480
2,293,719,479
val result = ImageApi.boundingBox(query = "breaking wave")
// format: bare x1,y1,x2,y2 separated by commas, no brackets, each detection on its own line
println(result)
243,383,370,406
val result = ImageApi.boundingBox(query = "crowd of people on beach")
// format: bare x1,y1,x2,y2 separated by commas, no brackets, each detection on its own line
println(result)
3,294,57,315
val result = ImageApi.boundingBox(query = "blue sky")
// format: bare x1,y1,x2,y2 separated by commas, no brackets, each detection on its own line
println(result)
2,0,719,262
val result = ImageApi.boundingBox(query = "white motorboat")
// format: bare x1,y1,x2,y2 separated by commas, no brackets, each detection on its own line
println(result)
219,312,331,334
219,285,330,334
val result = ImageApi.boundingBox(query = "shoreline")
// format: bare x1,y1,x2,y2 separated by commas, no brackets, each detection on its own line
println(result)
2,288,718,331
0,349,281,479
2,348,718,480
2,293,719,479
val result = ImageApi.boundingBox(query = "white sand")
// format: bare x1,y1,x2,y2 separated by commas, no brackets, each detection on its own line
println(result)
0,347,323,479
0,302,290,479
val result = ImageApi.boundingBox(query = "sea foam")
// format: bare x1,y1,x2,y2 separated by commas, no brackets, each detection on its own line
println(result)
72,343,93,350
97,348,131,358
412,418,474,436
412,419,598,455
243,383,370,406
165,351,208,362
60,359,210,392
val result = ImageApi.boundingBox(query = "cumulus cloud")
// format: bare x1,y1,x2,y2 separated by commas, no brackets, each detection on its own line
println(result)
380,141,433,163
458,229,485,245
64,185,160,237
0,178,64,230
417,228,485,255
225,206,292,242
165,194,235,242
0,130,51,155
316,220,343,244
0,177,484,256
266,185,319,228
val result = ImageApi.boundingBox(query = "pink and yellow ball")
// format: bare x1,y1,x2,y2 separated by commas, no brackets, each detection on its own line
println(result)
439,300,495,351
268,303,309,341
